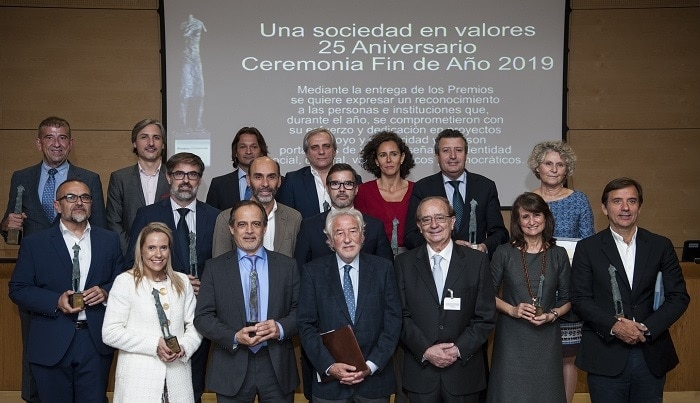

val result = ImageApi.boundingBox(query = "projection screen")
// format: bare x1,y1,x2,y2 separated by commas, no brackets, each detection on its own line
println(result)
164,0,566,206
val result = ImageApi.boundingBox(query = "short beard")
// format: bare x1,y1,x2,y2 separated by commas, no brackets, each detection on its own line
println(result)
171,185,198,203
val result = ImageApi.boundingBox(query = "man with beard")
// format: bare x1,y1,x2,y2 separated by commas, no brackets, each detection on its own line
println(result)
212,156,301,258
106,119,170,254
126,152,219,403
9,180,123,402
206,126,268,210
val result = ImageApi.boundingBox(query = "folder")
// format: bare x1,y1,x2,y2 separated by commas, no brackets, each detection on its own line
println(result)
319,324,368,382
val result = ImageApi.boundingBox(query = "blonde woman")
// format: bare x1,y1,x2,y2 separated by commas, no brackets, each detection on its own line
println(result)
103,222,202,402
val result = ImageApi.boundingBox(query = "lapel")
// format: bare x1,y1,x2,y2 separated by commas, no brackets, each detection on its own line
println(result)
443,245,466,294
354,253,372,323
631,229,651,298
302,167,320,207
49,225,76,285
273,205,287,248
85,228,103,287
266,250,280,317
600,228,631,290
414,246,441,304
28,163,53,226
227,253,248,321
323,254,353,324
129,164,147,206
463,170,474,218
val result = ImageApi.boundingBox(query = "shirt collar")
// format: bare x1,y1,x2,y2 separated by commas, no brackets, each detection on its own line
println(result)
170,198,197,212
609,226,638,246
137,161,161,177
42,160,69,173
441,171,466,184
336,254,360,271
59,220,91,241
426,240,454,261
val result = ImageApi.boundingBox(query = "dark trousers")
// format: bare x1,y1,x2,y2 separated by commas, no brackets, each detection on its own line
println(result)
191,337,211,403
215,347,293,403
19,307,40,402
407,380,480,403
31,328,113,403
587,347,665,403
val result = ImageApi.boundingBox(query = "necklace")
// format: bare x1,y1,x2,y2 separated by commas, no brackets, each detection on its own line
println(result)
520,247,547,315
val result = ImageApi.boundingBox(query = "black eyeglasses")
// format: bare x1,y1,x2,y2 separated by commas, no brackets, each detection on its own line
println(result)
57,193,93,203
328,180,356,190
170,171,201,180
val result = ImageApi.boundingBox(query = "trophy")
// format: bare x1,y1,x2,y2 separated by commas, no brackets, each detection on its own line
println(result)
6,185,25,245
608,265,625,318
188,232,198,278
468,199,478,248
390,217,399,256
533,274,545,316
152,288,181,353
69,244,84,309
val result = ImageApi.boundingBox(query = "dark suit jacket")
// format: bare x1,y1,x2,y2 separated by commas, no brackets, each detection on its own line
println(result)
206,169,242,210
105,164,170,254
297,253,401,399
570,227,690,377
403,171,508,256
8,225,124,365
194,249,300,396
2,161,106,242
212,202,302,258
293,210,393,272
394,244,496,395
125,198,220,273
277,166,362,220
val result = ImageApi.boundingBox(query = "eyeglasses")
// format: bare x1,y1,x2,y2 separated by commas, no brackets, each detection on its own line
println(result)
170,171,201,180
418,214,452,226
328,180,356,190
57,193,93,203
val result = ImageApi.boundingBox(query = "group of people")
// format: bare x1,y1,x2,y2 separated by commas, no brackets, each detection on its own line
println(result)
2,116,690,403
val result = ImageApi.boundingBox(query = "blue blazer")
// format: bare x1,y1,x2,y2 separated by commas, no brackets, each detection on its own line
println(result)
404,171,508,256
9,225,124,365
277,166,362,220
2,162,106,242
205,169,243,210
293,210,393,273
125,198,220,274
298,253,401,399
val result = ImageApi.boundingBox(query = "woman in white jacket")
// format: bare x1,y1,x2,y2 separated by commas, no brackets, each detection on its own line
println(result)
103,222,202,402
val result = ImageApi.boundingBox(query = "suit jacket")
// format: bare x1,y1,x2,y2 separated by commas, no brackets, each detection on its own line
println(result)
403,171,508,256
394,243,496,395
297,253,401,399
2,161,106,242
206,169,242,210
194,249,300,396
125,198,220,274
570,227,690,377
211,202,302,258
277,166,362,220
105,164,170,254
293,210,393,273
8,225,124,366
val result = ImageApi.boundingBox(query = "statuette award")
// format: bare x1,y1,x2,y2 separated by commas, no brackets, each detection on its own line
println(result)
152,288,181,353
6,185,25,245
69,244,84,309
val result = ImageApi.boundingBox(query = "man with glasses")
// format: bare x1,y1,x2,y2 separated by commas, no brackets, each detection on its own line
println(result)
394,196,495,403
9,179,123,402
1,116,105,403
125,152,220,403
293,163,392,400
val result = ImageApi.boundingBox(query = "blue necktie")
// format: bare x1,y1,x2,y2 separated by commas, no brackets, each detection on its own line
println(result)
343,265,356,323
432,254,444,301
449,180,464,232
42,168,57,221
244,185,252,200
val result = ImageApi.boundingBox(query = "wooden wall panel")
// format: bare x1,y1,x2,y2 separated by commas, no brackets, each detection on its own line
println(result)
568,7,700,129
568,129,700,249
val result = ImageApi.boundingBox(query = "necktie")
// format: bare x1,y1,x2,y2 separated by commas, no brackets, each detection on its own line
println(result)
342,265,356,323
432,254,444,301
176,208,190,266
247,255,260,322
247,255,262,353
244,184,252,200
323,200,330,212
72,244,81,292
42,168,57,221
449,180,464,232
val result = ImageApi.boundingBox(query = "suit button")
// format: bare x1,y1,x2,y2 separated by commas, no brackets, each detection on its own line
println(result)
439,325,444,329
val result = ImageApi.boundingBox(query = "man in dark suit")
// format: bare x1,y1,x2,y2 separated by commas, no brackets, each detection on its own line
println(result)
403,129,508,256
126,152,220,403
278,128,361,219
1,116,105,403
294,163,392,271
106,118,169,254
206,126,268,210
570,177,689,402
195,200,299,402
297,208,401,402
212,156,301,258
9,179,123,403
395,196,495,403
